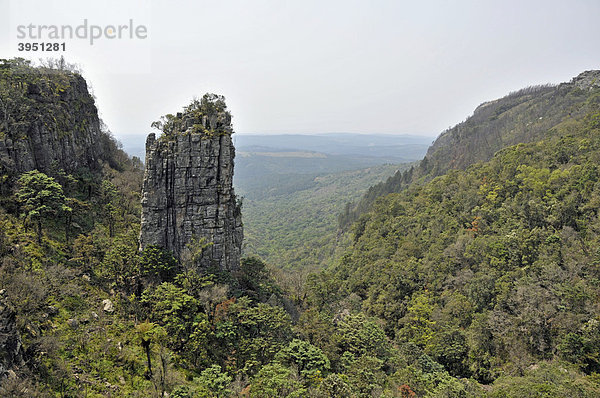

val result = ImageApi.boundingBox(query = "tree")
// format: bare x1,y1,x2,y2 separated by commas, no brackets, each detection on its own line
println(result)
249,363,305,398
331,313,389,361
275,339,330,380
101,230,139,291
195,365,233,397
397,292,436,349
16,170,69,243
213,297,293,374
236,257,279,301
100,180,119,237
135,321,159,378
139,245,179,283
316,373,352,397
141,282,201,349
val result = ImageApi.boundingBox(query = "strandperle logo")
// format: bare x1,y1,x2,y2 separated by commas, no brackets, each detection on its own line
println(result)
16,19,148,45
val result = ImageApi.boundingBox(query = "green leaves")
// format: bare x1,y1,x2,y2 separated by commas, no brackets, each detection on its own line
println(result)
16,170,67,242
317,106,600,385
249,363,306,398
139,245,179,282
151,94,231,137
17,170,66,218
275,339,330,380
332,313,389,361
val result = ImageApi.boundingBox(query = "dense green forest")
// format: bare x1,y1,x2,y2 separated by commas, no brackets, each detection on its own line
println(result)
340,76,600,228
241,163,409,271
1,58,600,397
234,138,420,272
312,106,600,391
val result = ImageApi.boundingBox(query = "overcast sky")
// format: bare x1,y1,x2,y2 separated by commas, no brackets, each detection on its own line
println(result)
1,0,599,141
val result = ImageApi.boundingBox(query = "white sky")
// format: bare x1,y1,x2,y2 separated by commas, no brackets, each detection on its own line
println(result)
1,0,599,141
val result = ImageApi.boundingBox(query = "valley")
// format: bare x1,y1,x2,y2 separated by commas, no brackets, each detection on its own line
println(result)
1,59,600,397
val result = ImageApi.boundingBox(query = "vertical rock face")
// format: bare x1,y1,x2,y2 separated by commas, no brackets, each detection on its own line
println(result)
139,95,243,271
0,60,107,177
0,289,24,380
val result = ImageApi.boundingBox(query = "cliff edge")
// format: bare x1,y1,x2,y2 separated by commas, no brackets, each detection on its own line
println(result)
0,58,107,177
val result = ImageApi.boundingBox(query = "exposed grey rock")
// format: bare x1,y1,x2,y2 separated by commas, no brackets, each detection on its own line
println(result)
67,318,79,329
0,71,107,177
571,70,600,90
102,299,114,313
140,97,243,271
0,289,25,380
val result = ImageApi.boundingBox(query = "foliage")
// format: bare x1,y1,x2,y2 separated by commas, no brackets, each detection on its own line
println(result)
16,170,69,242
275,338,330,380
312,102,600,388
341,79,600,228
249,363,306,398
241,163,406,271
151,93,231,137
3,58,600,397
139,245,179,283
488,361,600,397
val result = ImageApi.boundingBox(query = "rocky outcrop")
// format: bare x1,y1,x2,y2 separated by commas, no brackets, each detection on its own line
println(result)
571,70,600,90
0,289,24,380
0,60,106,177
140,95,243,271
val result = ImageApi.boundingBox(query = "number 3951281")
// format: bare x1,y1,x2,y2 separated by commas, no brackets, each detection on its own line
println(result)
18,42,66,51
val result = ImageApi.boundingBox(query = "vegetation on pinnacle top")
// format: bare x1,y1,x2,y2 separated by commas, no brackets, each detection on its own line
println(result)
151,93,233,139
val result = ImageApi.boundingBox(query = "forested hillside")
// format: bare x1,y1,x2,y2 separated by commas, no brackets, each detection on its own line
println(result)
306,90,600,394
234,150,397,199
340,71,600,228
2,58,600,397
234,135,422,273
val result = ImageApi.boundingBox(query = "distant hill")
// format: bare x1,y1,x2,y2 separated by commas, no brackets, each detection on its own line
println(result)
235,151,406,199
232,133,430,197
234,133,432,158
117,132,431,165
233,134,426,270
340,70,600,228
115,133,146,159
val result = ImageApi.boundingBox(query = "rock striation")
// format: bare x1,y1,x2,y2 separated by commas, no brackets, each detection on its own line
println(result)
0,289,25,380
0,59,107,177
139,95,243,271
